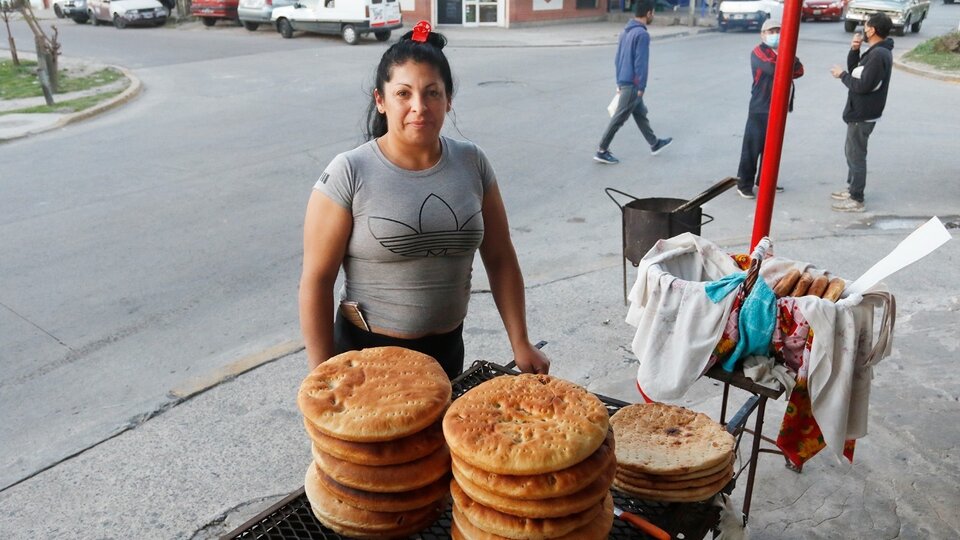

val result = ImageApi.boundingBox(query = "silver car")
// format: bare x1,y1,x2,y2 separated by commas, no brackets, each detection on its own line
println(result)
238,0,297,31
54,0,90,22
844,0,930,35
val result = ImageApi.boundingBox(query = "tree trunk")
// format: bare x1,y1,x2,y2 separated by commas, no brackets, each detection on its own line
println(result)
36,36,55,105
2,10,20,66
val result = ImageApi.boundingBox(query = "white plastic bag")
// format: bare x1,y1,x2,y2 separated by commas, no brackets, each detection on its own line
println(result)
606,92,619,117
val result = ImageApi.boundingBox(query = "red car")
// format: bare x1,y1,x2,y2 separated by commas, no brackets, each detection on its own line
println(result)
191,0,239,26
801,0,848,21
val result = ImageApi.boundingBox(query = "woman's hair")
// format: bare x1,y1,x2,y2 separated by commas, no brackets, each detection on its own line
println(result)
364,29,454,141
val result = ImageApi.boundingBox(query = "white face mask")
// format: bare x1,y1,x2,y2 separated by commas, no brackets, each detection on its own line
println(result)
763,33,780,48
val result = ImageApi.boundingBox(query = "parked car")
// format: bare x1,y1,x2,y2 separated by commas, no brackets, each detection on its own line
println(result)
191,0,240,26
54,0,90,22
844,0,930,35
801,0,848,21
717,0,784,31
87,0,168,27
271,0,402,44
238,0,296,31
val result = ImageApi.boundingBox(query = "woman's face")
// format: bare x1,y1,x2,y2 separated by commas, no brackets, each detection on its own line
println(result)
375,60,451,147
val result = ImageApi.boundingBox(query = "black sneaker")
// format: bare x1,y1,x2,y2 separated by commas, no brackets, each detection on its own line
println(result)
593,150,619,164
737,188,756,199
650,138,673,155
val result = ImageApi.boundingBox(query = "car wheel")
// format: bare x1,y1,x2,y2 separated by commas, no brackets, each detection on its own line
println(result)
342,23,358,45
73,15,89,23
278,18,293,38
896,20,907,36
113,14,127,29
374,29,390,41
155,18,165,26
54,4,64,17
202,16,217,26
844,20,856,32
718,22,727,32
911,18,921,32
243,21,259,31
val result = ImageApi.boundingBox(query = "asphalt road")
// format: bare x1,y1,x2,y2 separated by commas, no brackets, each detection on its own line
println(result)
2,3,959,499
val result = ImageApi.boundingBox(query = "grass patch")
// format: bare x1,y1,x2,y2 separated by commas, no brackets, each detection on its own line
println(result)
0,90,124,116
0,59,125,99
903,32,960,72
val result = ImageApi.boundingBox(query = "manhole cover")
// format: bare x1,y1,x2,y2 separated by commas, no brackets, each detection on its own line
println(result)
477,80,521,87
860,215,960,231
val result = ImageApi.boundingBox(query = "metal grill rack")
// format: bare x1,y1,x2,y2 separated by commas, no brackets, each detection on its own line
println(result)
226,361,725,539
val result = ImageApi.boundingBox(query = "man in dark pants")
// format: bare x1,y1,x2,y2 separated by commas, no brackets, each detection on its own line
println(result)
830,13,894,212
736,19,804,199
593,0,672,165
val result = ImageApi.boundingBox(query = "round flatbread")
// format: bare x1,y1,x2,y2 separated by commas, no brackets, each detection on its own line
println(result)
304,416,446,466
618,453,735,481
443,374,609,475
610,403,734,475
612,470,730,503
299,347,452,442
304,462,445,537
312,442,450,493
615,462,733,491
451,493,613,540
450,479,603,539
316,465,450,513
451,429,615,500
451,456,614,519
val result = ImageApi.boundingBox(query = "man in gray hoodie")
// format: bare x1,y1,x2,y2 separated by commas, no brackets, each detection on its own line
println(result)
829,12,894,212
593,0,672,165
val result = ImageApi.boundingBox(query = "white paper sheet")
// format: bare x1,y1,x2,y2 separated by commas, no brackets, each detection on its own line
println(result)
846,217,953,296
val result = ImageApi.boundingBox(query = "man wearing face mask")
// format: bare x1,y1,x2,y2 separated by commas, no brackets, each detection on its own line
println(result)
829,13,894,213
736,19,804,199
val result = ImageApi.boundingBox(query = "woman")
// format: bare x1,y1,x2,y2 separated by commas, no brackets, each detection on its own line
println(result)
298,22,550,379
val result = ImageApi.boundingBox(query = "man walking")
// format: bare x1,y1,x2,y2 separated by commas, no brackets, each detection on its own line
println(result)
594,0,672,165
736,19,804,199
830,13,894,212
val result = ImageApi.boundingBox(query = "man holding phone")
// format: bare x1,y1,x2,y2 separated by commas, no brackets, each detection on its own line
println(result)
829,13,894,213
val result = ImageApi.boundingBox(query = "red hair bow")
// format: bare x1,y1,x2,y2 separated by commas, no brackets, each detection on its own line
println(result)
412,20,431,43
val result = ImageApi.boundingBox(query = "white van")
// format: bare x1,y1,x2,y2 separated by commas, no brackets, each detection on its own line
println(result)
271,0,401,44
86,0,167,28
717,0,783,32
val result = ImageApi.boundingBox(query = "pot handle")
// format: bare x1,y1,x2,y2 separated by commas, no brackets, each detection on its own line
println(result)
702,212,714,226
604,187,641,210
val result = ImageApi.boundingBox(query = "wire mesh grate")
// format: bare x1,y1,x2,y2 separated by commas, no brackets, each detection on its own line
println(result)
227,361,723,539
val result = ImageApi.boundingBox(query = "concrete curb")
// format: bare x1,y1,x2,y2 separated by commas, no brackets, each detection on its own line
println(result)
0,63,142,143
893,56,960,83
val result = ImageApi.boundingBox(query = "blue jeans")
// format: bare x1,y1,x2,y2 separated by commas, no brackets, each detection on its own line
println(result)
845,121,875,203
599,84,659,151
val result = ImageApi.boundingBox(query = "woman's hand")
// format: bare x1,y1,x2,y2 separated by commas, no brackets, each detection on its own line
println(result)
513,341,551,375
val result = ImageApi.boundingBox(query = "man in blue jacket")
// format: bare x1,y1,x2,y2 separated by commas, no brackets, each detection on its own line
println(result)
594,0,672,165
736,18,804,199
829,13,894,212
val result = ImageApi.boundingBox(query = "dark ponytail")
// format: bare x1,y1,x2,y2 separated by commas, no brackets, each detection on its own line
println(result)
364,28,454,141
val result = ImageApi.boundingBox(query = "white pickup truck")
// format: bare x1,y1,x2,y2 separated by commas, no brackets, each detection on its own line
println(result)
843,0,931,36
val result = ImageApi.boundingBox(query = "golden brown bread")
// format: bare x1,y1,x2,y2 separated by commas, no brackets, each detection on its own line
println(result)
312,443,450,493
617,453,734,481
773,269,801,298
451,456,615,519
298,347,451,443
303,461,446,538
789,272,814,297
615,462,733,490
450,480,603,539
822,277,846,302
610,403,734,475
443,374,609,475
315,465,450,513
807,275,830,298
304,416,446,466
449,429,615,500
451,492,613,540
612,468,731,502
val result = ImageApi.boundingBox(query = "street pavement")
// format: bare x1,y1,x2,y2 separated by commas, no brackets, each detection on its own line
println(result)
1,8,959,540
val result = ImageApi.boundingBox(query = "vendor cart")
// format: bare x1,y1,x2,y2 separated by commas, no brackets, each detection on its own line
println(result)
225,359,769,540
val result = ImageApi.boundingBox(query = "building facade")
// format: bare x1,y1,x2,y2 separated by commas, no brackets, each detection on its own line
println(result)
402,0,629,28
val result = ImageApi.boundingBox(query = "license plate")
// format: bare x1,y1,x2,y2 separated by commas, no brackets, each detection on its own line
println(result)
814,9,822,14
144,12,153,17
733,13,743,19
202,8,213,12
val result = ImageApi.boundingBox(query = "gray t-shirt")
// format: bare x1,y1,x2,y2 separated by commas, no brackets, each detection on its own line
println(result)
314,136,496,334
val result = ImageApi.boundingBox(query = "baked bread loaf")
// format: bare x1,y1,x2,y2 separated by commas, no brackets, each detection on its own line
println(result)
304,416,446,466
316,466,450,513
807,275,830,298
299,347,451,443
311,443,450,493
789,272,813,297
451,493,613,540
773,269,801,297
617,453,733,482
613,469,731,502
443,374,609,475
822,277,846,302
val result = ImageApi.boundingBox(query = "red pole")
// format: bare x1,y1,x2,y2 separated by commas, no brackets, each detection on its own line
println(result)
750,0,802,250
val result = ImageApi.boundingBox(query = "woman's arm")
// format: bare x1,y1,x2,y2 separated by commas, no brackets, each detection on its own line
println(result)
299,191,353,371
478,183,550,375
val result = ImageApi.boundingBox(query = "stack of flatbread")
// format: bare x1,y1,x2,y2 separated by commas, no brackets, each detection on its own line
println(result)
299,347,452,538
610,402,735,503
443,374,616,540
